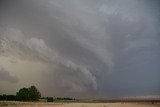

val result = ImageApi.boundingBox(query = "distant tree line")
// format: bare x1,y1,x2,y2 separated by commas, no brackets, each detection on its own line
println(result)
40,97,76,102
55,97,76,100
0,85,76,102
0,94,17,101
0,86,41,101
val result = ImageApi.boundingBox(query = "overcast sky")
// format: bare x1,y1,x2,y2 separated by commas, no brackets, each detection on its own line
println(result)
0,0,160,99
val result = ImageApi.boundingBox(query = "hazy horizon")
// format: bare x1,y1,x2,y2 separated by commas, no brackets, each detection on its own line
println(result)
0,0,160,99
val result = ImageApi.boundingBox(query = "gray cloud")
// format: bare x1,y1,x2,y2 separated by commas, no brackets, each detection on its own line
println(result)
0,25,98,97
0,0,160,98
0,67,18,83
42,62,97,98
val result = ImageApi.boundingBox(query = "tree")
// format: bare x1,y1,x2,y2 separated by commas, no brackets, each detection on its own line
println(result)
29,86,41,101
16,86,41,101
16,88,30,101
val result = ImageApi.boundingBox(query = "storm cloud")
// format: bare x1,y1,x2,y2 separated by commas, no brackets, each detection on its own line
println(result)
0,67,18,83
0,0,160,98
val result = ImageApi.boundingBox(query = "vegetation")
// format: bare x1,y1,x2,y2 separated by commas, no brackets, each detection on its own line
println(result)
0,94,16,101
55,97,75,100
16,86,41,101
0,85,41,101
47,97,54,102
0,85,76,102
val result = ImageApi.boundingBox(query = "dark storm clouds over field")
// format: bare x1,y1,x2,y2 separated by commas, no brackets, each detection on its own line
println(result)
0,0,160,98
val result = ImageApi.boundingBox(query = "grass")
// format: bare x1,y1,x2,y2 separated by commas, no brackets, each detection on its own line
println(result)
0,101,160,107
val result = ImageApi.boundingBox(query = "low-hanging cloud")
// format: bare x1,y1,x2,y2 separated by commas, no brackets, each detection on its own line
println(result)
0,67,18,83
0,27,98,97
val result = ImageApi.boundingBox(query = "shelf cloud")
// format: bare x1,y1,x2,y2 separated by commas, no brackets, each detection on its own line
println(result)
0,0,160,98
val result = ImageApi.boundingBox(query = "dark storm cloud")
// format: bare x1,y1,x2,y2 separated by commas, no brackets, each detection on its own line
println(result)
0,67,18,83
0,0,160,98
42,62,97,98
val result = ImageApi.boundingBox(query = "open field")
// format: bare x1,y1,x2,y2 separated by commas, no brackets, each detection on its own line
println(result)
0,101,160,107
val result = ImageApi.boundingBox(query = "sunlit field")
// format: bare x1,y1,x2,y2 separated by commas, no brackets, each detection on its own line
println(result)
0,101,160,107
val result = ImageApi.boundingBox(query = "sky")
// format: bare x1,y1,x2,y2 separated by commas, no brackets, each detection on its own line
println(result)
0,0,160,99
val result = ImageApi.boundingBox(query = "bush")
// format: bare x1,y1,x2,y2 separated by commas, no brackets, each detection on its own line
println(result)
47,97,54,102
0,95,16,101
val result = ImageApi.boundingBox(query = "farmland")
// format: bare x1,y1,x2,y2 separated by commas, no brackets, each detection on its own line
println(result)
0,101,160,107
